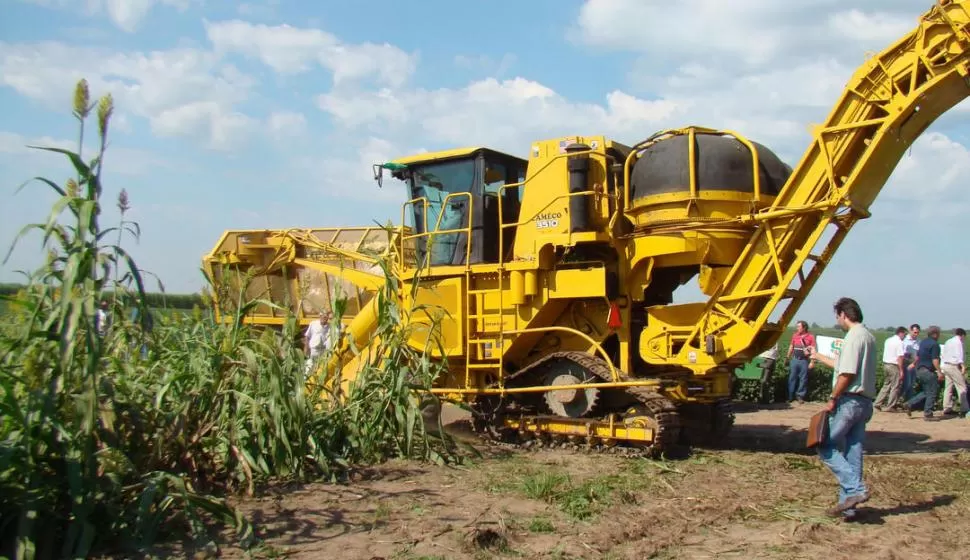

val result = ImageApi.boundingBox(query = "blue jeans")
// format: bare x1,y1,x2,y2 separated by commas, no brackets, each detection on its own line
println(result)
901,365,916,400
788,358,809,401
904,367,940,416
818,394,873,515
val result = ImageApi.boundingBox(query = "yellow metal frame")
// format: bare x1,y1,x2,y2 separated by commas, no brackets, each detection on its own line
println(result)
503,415,654,445
497,145,621,257
393,143,624,397
203,225,402,326
638,0,970,371
203,1,970,448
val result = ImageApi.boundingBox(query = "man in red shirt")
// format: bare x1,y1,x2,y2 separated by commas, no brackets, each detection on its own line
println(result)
786,320,816,404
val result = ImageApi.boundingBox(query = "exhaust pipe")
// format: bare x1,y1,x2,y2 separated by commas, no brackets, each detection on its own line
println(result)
565,142,591,233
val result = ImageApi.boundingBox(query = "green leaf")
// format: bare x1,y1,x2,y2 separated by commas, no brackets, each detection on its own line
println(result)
27,146,92,183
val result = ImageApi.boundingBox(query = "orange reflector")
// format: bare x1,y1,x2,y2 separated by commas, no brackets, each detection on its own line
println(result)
607,302,622,329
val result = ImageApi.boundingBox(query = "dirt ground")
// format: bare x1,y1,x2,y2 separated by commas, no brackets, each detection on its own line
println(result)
219,403,970,560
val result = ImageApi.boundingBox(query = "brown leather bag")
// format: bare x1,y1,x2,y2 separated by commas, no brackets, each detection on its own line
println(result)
806,409,830,448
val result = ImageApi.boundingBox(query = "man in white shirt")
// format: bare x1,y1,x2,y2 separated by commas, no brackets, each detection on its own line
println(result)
940,328,967,418
874,326,907,411
901,324,921,400
304,310,333,376
95,300,110,337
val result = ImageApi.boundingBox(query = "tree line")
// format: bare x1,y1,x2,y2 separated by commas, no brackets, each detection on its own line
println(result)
0,282,204,310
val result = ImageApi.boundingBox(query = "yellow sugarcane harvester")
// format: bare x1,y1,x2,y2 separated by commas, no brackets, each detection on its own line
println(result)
204,0,970,455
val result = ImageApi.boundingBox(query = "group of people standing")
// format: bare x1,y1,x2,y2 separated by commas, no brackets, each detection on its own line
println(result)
782,321,968,419
872,324,967,419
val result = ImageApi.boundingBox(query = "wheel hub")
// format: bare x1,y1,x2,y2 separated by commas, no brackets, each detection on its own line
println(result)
543,369,599,418
550,373,582,403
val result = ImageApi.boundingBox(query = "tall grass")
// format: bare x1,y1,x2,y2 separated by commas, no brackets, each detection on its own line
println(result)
0,80,463,559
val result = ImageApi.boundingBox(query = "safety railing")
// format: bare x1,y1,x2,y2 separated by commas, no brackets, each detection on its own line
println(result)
620,127,764,215
399,191,475,272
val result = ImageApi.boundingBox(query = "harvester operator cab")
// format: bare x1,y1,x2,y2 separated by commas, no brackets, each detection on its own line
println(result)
376,148,527,268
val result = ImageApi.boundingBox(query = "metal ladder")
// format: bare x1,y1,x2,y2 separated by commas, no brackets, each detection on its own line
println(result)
463,270,514,389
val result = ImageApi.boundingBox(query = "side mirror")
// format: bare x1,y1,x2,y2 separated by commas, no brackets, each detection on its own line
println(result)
372,163,384,188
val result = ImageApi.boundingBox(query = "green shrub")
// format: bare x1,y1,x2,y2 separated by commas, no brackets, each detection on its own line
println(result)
0,79,463,560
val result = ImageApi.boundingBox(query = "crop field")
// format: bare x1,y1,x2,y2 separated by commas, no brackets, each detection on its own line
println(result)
3,82,969,560
203,405,970,560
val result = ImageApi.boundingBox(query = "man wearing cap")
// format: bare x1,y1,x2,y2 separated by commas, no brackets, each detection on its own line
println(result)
940,328,967,418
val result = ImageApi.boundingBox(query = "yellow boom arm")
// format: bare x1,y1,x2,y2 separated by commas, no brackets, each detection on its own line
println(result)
640,0,970,370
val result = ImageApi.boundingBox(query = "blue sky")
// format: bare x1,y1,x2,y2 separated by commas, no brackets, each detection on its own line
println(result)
1,0,968,328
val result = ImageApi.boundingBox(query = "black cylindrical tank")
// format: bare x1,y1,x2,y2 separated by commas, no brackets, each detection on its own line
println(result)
565,142,591,232
630,133,792,201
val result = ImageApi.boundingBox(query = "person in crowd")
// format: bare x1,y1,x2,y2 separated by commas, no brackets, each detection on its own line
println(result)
755,342,779,404
303,310,333,376
940,328,967,418
129,305,155,360
874,326,907,411
901,324,921,400
902,325,943,419
786,320,816,404
806,297,876,521
94,300,110,337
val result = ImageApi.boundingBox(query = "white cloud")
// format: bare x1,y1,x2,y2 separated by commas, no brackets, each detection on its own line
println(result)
574,0,921,67
267,111,307,140
318,77,682,154
454,53,517,78
5,0,970,320
312,137,406,204
237,1,279,19
0,131,165,176
0,41,254,150
0,132,74,154
0,15,418,151
826,9,913,44
151,102,254,151
19,0,195,32
204,20,417,87
881,132,970,219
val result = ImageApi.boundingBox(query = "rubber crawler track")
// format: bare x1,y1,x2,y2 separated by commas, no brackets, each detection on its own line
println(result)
470,351,683,457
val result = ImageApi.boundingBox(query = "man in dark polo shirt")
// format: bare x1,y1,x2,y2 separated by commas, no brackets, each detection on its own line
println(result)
902,325,943,419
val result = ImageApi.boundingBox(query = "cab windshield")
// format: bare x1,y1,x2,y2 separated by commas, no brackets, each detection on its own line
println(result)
399,150,527,267
409,158,476,231
407,157,476,266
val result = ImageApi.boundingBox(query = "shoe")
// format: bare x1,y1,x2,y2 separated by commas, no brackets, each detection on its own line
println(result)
825,505,844,518
943,409,956,416
835,492,870,513
841,511,860,523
